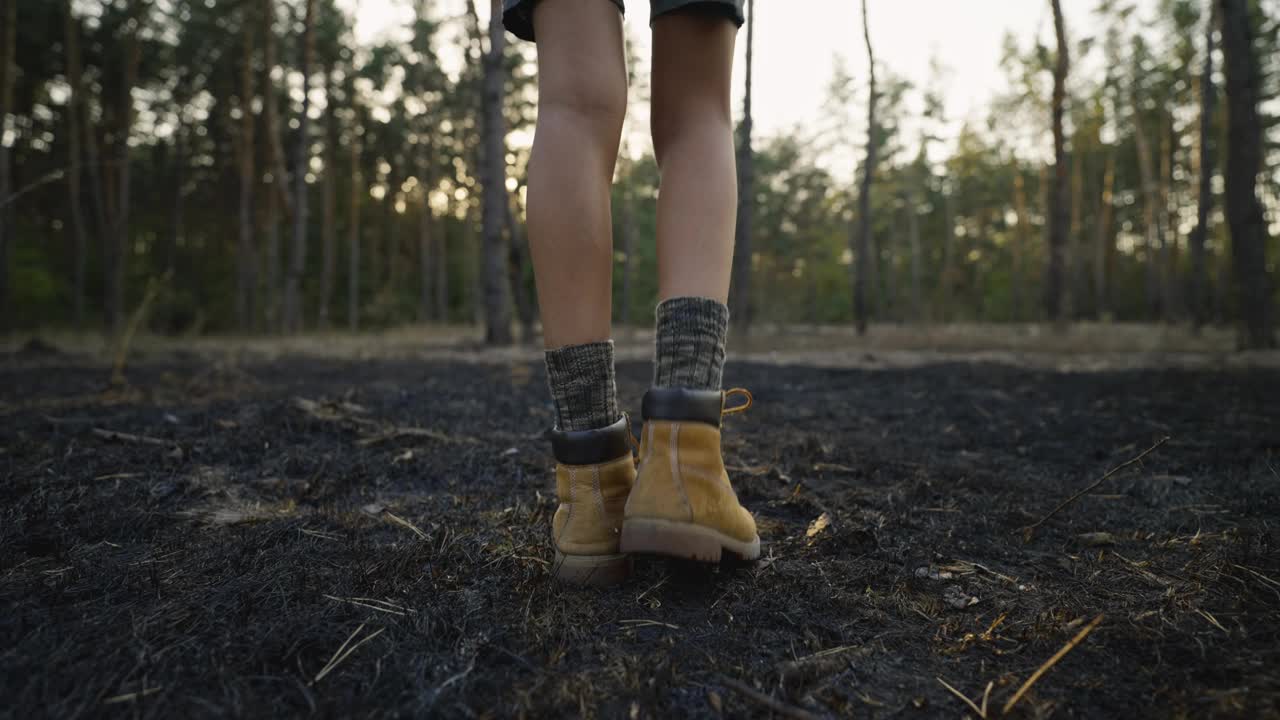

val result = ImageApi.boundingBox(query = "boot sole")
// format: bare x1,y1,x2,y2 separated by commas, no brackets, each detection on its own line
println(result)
552,551,631,587
620,517,761,563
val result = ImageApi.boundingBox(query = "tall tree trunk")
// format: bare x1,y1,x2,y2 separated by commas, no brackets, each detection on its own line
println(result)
236,17,257,333
1189,0,1217,331
418,176,434,322
730,0,755,333
82,70,110,300
260,0,287,331
382,164,399,294
469,205,484,327
168,117,185,277
64,0,90,329
1013,167,1031,321
260,0,293,221
1218,0,1275,348
1214,222,1231,324
1158,121,1179,321
852,0,877,335
884,211,898,320
1037,162,1050,321
434,196,449,323
283,0,315,334
0,0,14,327
480,0,513,345
1068,147,1083,318
1132,84,1165,320
265,180,281,330
1094,152,1115,319
506,197,535,342
906,184,922,322
868,223,882,316
106,4,143,335
1045,0,1070,323
940,183,955,321
619,192,636,330
347,136,361,331
318,65,337,329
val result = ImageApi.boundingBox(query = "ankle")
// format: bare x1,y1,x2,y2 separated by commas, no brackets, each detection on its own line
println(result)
545,340,621,432
653,297,729,390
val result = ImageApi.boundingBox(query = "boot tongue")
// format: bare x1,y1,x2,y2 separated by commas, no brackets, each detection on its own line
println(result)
548,417,631,465
641,388,724,427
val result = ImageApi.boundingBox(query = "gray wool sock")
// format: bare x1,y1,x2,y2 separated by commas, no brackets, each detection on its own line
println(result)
544,340,621,432
653,297,729,390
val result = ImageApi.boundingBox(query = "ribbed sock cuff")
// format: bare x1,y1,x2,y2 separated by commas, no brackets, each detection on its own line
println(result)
653,297,729,390
544,340,621,432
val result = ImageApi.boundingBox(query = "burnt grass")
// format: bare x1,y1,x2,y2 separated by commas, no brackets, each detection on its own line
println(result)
2,349,1278,719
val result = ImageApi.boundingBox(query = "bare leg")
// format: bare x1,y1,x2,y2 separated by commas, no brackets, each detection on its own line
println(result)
526,0,628,348
651,9,738,303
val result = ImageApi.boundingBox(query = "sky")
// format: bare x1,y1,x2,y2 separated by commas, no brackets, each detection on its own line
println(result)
336,0,1155,177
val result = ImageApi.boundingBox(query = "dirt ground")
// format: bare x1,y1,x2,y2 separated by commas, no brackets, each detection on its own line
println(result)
2,335,1278,718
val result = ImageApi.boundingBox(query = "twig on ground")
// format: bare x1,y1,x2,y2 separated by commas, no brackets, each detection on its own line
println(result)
92,428,170,446
427,656,476,706
1002,614,1104,715
356,426,478,446
1232,563,1280,589
778,645,864,688
382,510,429,540
349,596,407,610
312,623,385,685
94,472,144,480
636,575,669,604
324,595,407,616
966,561,1020,586
813,462,856,473
617,619,680,630
509,554,550,566
1021,437,1170,537
101,687,162,705
718,677,821,720
292,397,378,426
937,677,986,718
1112,551,1174,588
1196,608,1228,633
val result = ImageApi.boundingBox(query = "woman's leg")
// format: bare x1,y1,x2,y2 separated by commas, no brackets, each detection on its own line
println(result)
517,0,634,585
619,6,758,565
651,8,738,305
649,7,738,390
525,0,628,431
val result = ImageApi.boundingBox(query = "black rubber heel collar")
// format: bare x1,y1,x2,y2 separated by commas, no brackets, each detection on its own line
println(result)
548,416,632,465
641,388,724,427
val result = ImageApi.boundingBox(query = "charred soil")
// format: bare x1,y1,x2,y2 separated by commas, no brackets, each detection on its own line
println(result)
2,351,1277,718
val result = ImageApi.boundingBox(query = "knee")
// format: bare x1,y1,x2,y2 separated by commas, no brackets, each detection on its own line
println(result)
538,76,627,145
650,96,733,169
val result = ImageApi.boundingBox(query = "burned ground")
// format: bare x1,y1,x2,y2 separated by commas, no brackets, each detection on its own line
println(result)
1,349,1278,718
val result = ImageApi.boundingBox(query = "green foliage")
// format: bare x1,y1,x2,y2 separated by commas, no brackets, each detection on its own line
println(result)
0,0,1276,333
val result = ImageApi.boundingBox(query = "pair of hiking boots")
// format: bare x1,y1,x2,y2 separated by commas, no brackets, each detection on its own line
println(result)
547,386,759,586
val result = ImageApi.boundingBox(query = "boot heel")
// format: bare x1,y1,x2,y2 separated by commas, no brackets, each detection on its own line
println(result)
552,551,631,587
621,517,760,563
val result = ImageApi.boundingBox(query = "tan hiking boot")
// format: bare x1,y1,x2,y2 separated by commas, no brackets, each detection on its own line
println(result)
548,417,636,586
621,388,761,563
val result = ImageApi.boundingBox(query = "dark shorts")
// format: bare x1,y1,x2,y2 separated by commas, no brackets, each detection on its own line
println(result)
502,0,744,42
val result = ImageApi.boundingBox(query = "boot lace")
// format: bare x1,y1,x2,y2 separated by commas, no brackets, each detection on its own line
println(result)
722,388,754,417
